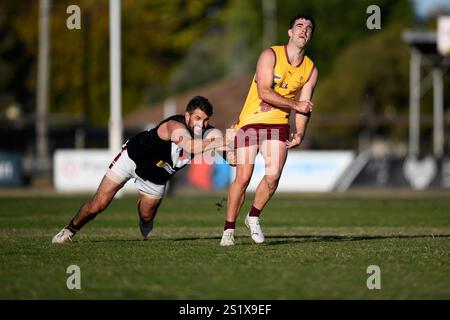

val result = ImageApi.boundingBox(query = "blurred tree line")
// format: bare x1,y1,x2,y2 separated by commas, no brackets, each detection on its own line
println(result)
0,0,448,150
0,0,227,126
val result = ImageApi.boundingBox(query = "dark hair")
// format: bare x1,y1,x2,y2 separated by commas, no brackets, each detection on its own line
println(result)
289,14,315,33
186,96,213,117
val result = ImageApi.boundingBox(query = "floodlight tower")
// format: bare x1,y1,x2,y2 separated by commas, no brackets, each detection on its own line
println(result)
402,17,450,189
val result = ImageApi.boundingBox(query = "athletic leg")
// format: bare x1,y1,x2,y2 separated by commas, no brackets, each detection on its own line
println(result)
225,144,258,223
245,139,287,244
73,176,123,227
52,175,124,243
253,139,287,211
220,144,258,246
136,192,162,239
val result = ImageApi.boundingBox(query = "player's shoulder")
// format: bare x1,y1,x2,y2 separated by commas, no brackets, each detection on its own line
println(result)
257,47,278,68
304,54,315,66
304,58,319,85
269,45,284,51
163,115,185,127
303,55,317,79
165,114,185,124
159,115,188,136
259,46,279,59
262,45,283,58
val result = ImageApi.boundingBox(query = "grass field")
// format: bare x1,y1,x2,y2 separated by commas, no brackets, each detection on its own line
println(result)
0,191,449,300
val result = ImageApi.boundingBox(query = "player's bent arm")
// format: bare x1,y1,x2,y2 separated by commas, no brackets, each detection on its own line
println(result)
256,49,313,114
295,66,319,138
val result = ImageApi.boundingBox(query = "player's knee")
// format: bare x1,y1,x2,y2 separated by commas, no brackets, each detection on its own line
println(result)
265,175,280,190
139,209,154,222
137,199,158,222
235,174,251,189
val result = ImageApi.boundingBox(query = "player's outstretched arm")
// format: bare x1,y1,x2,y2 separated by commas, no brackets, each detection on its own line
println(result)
204,128,237,166
161,120,222,155
256,49,313,114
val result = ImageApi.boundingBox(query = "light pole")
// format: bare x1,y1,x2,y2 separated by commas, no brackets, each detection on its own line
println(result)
109,0,122,154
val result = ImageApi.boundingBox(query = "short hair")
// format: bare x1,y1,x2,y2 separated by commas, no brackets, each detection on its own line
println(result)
289,14,315,33
186,96,213,117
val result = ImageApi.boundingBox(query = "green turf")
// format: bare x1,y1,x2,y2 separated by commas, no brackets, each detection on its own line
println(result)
0,192,449,299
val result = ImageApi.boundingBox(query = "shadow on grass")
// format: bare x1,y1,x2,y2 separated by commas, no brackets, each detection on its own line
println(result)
173,234,450,245
79,233,450,245
86,239,147,243
265,234,450,246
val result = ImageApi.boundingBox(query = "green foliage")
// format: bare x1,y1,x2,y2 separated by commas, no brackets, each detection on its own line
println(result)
2,0,221,125
276,0,413,76
0,2,34,113
170,33,225,94
170,0,414,94
315,23,410,114
310,23,412,149
122,0,221,109
0,0,418,129
223,0,262,75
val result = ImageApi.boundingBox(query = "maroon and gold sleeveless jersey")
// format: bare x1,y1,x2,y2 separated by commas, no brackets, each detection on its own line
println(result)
236,45,315,129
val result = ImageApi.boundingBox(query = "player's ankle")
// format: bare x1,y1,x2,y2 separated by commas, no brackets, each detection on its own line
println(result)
249,205,262,217
66,218,80,234
224,220,235,231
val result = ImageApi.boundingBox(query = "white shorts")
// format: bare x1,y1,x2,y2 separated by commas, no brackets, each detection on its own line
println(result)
106,147,166,199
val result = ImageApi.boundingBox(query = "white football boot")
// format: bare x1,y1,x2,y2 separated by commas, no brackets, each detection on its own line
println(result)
52,228,75,244
220,229,235,246
245,214,265,244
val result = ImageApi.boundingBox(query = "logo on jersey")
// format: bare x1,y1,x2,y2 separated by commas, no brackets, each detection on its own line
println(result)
155,144,190,175
171,143,190,167
272,74,282,87
156,160,176,175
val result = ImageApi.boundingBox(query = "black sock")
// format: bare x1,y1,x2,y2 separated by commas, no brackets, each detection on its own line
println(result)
66,218,80,234
66,213,98,233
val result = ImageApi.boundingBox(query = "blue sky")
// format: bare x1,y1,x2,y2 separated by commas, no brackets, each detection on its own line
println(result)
412,0,450,18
